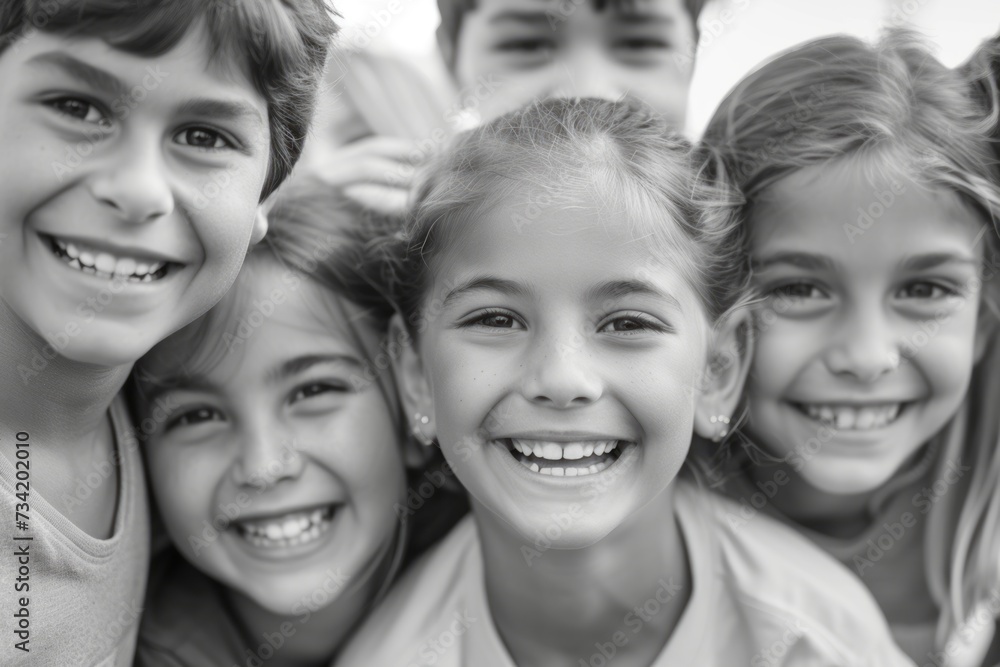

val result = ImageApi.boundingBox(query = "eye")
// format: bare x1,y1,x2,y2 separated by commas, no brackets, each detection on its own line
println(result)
175,127,233,150
614,37,670,51
46,97,108,125
599,312,671,335
460,309,525,331
165,406,224,432
769,282,826,300
495,38,556,57
290,382,349,404
897,282,955,300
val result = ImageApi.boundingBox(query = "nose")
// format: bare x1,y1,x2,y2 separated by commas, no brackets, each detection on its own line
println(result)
89,134,174,224
824,303,902,383
230,419,306,489
549,50,626,101
522,329,604,408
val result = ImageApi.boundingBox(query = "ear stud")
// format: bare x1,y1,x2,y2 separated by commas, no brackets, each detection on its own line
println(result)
412,413,434,447
710,414,731,442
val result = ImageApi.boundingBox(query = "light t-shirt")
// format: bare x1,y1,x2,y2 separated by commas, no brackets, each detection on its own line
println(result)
0,395,150,666
721,442,995,666
336,479,914,666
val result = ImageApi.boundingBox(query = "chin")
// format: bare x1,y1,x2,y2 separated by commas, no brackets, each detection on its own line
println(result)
800,463,894,496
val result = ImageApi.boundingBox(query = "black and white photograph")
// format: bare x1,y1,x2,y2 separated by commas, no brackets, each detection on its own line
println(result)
2,0,1000,665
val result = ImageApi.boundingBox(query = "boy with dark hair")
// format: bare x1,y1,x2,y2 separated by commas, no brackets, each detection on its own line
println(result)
315,0,704,214
0,1,337,664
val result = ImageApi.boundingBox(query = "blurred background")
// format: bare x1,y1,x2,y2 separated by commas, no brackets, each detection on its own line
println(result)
323,0,1000,137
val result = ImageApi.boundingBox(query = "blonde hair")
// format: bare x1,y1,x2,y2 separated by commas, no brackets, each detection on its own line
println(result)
703,29,1000,646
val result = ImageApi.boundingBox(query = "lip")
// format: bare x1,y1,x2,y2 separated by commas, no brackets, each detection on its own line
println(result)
228,502,343,564
488,438,639,484
497,431,630,442
37,231,186,265
237,500,342,524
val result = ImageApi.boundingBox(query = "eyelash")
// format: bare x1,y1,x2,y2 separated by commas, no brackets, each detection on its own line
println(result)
495,39,555,54
599,312,672,335
165,406,224,432
897,281,959,300
45,96,110,126
460,308,523,330
459,309,670,335
44,95,238,151
290,381,351,403
767,282,827,300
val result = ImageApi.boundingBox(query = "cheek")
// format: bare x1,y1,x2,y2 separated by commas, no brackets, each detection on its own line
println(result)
308,400,404,494
750,321,815,393
147,446,222,532
916,328,978,397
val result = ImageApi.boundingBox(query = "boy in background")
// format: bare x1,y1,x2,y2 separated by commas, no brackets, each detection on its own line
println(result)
307,0,704,214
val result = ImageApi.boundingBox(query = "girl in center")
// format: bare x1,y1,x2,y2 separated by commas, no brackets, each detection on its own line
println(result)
336,98,913,666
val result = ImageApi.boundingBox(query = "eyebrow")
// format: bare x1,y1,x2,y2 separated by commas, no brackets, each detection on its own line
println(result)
140,376,220,409
751,252,837,272
265,354,362,385
587,279,682,310
489,10,554,27
27,52,129,98
900,252,979,272
178,98,265,130
442,277,532,307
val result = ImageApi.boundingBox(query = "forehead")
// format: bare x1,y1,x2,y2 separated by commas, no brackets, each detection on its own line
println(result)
751,161,986,264
3,24,266,112
433,188,704,309
143,259,370,387
465,0,693,22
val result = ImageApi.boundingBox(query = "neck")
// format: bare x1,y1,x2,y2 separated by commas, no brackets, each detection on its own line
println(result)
0,302,129,443
478,487,691,667
226,530,402,666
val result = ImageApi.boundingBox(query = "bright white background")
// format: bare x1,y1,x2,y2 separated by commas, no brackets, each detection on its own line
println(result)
327,0,1000,137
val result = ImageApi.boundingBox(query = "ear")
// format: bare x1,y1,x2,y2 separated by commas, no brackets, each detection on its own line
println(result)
693,307,754,442
250,206,268,246
974,296,999,363
389,314,437,468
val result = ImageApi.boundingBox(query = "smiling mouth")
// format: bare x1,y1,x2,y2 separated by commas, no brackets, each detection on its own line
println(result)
791,402,907,431
43,233,175,283
234,505,337,550
502,439,631,477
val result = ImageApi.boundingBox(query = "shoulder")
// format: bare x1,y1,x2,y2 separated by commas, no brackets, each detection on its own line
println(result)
335,516,480,667
677,481,914,666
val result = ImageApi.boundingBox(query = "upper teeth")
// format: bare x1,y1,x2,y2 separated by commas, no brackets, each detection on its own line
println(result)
511,439,619,460
237,507,333,549
802,404,901,430
52,237,165,280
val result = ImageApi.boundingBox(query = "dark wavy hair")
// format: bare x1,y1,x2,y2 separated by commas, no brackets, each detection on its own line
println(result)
0,0,339,201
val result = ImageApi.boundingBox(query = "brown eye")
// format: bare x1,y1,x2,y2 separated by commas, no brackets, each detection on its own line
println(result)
175,127,231,149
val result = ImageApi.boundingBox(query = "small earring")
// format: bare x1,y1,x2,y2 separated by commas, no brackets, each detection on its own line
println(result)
710,415,731,443
412,413,434,447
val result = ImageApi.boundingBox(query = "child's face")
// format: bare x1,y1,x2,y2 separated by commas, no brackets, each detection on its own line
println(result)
451,0,695,127
747,162,989,494
0,27,269,367
142,260,405,616
407,191,711,547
